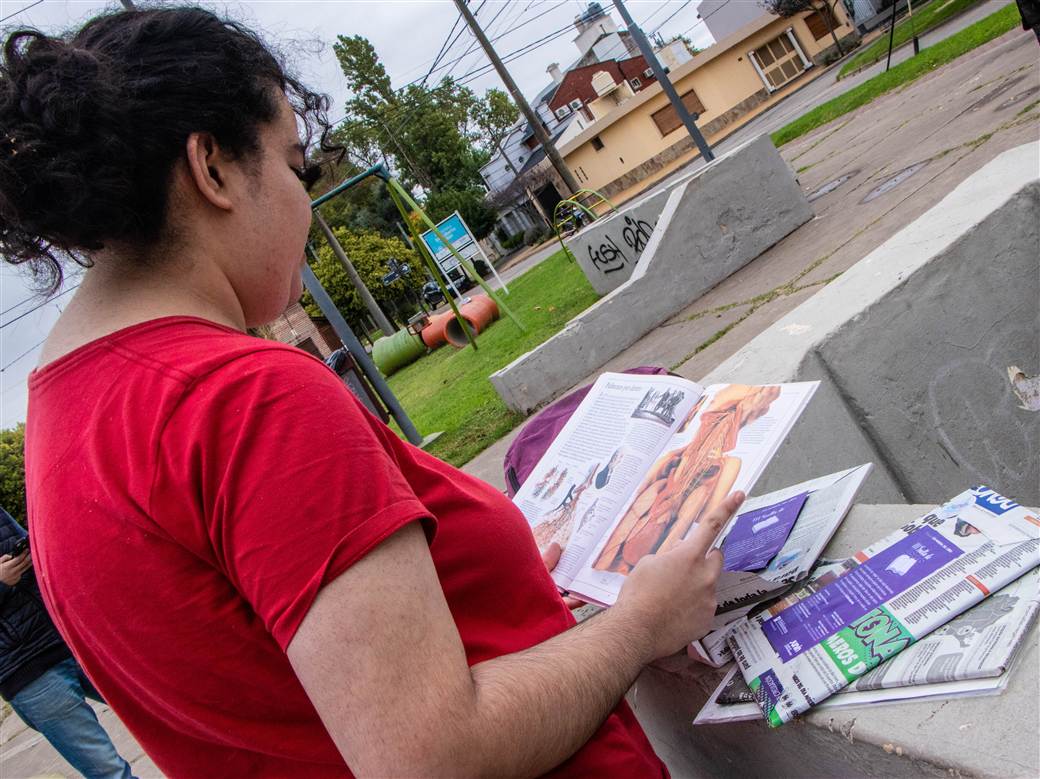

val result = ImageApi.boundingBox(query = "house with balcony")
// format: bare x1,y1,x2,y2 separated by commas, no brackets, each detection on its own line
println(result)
557,4,860,203
479,1,695,242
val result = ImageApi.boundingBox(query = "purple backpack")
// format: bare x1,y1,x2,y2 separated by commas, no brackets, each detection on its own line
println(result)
503,366,671,497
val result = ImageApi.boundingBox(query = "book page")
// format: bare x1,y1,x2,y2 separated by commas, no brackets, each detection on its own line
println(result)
568,381,820,605
513,373,704,588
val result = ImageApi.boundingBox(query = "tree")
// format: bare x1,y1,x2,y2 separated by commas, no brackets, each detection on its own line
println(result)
0,424,26,527
761,0,845,56
424,188,499,241
304,229,425,334
333,35,487,194
471,88,520,173
668,34,701,56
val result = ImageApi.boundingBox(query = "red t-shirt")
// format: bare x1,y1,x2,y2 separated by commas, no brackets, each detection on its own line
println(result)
25,317,666,778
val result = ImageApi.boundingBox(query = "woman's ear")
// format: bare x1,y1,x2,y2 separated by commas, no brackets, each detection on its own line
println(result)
184,132,235,211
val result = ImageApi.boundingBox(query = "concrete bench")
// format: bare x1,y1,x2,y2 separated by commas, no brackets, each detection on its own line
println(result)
700,141,1039,506
631,503,1039,778
491,135,813,415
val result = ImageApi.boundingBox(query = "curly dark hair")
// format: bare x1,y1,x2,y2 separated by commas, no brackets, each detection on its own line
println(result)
0,6,338,290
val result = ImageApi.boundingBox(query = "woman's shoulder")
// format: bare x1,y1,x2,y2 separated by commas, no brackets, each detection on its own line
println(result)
33,315,331,391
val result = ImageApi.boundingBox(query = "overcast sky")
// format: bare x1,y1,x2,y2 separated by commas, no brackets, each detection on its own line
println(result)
0,0,715,429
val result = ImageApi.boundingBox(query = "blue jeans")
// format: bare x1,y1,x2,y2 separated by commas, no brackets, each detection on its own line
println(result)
9,657,134,779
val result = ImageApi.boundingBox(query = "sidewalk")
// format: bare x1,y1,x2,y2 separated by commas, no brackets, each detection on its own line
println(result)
462,26,1039,491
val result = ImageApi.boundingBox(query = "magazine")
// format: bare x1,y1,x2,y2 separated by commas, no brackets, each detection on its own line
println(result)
513,372,819,605
727,487,1040,726
694,659,1016,725
689,464,874,666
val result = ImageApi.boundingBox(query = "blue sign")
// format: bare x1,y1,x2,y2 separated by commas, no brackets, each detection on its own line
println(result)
420,212,474,262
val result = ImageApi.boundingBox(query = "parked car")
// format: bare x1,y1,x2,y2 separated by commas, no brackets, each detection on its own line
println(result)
421,281,446,308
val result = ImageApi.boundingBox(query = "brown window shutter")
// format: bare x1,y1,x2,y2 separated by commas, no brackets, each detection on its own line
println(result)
805,6,838,40
651,89,706,136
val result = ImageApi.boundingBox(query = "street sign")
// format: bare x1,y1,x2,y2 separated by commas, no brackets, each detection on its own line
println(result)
381,271,400,286
418,211,509,297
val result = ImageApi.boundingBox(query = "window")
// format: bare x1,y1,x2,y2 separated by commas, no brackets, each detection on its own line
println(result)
750,32,808,91
650,88,707,136
569,98,583,110
804,7,839,40
554,106,570,119
643,68,653,78
591,135,604,151
629,77,641,89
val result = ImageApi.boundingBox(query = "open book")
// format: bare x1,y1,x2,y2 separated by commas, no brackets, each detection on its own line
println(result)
513,372,819,606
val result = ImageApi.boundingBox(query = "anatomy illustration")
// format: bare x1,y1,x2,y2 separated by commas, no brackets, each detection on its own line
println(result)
632,388,686,426
542,467,569,501
532,465,598,552
593,385,780,574
531,466,558,498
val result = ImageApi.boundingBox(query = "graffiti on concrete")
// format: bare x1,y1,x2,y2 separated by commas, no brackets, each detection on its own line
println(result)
621,215,656,255
588,236,630,275
586,217,658,278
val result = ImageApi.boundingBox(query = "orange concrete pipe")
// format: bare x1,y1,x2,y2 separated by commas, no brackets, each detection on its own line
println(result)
444,295,500,348
420,311,453,349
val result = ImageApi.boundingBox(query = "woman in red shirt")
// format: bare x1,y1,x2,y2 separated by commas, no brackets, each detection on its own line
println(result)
1,7,740,777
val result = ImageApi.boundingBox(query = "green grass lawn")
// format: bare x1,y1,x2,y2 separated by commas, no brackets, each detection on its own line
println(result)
838,0,988,78
387,248,599,466
772,2,1021,146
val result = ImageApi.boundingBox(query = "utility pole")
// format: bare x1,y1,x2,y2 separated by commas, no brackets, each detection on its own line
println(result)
453,0,581,196
313,210,397,338
611,0,714,162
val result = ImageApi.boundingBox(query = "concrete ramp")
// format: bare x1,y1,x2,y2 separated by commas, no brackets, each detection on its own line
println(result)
492,135,813,414
704,141,1040,504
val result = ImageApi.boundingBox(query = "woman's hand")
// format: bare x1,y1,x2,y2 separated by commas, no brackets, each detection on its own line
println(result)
614,491,744,659
541,542,585,609
0,550,32,586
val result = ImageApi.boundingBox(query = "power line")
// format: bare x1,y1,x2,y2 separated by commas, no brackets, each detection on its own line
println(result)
326,0,574,132
649,0,695,36
419,11,466,88
0,0,44,25
1,335,46,372
677,0,733,38
401,0,571,90
442,0,514,83
0,284,78,330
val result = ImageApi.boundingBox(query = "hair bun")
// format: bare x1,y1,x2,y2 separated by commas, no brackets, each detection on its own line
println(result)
1,30,128,284
1,8,336,292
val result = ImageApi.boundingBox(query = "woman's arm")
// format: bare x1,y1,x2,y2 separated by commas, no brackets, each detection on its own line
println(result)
288,492,742,778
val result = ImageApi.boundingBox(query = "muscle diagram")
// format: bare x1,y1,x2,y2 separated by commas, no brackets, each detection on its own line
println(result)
532,464,598,552
592,385,780,574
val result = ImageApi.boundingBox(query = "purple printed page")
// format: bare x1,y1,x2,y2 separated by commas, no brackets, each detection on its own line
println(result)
722,492,810,572
759,526,962,662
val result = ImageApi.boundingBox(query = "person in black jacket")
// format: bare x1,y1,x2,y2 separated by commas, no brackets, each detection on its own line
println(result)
1,507,133,779
1016,0,1040,42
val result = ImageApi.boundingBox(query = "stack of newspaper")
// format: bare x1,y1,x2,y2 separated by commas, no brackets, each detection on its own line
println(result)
700,488,1040,727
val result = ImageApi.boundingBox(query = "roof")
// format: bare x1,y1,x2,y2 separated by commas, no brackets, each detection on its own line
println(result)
557,11,792,155
518,119,573,174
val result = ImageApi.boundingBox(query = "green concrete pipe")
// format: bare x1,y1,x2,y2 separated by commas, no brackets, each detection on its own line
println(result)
372,329,426,376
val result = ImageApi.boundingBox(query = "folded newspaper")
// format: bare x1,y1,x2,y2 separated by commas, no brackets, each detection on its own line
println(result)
695,567,1039,725
728,487,1040,727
